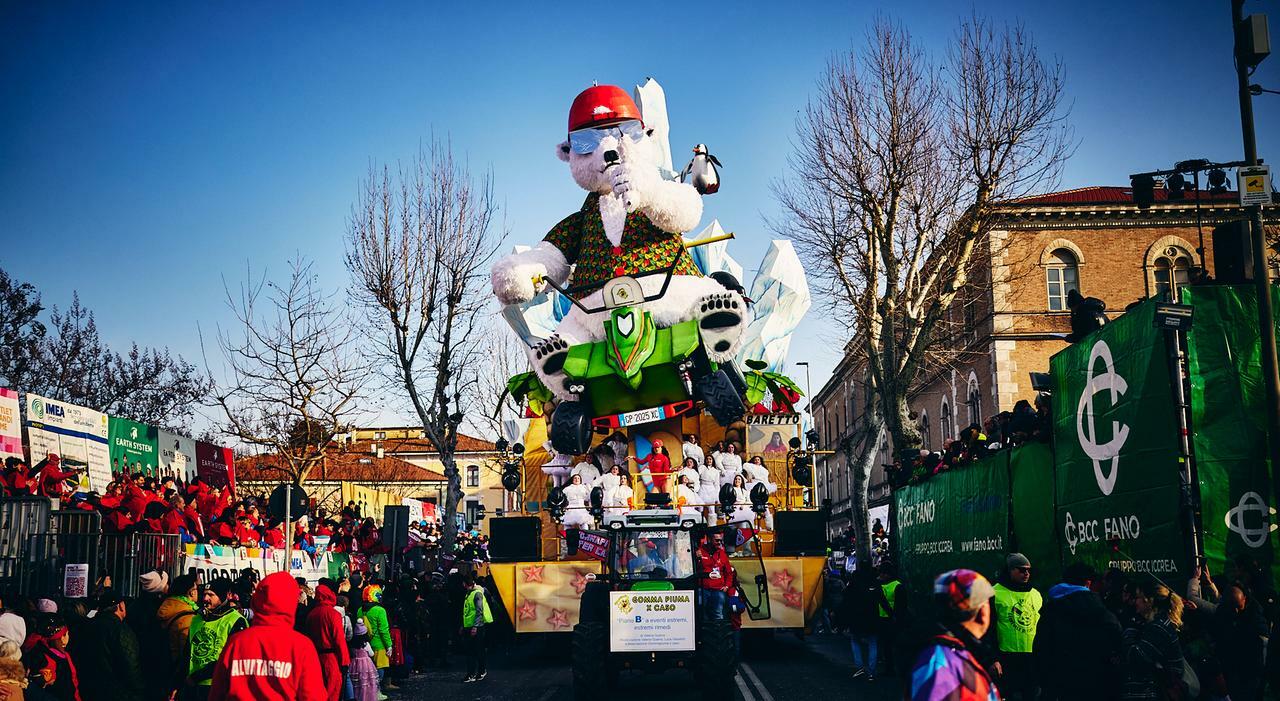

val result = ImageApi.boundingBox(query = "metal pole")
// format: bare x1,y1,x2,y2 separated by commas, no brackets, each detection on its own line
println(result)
1232,0,1280,517
284,483,291,554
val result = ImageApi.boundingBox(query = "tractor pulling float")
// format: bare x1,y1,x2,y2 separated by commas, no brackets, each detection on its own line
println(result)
480,80,829,691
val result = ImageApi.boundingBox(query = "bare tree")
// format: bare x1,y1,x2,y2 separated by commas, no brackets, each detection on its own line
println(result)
345,141,504,549
776,16,1071,564
207,258,367,486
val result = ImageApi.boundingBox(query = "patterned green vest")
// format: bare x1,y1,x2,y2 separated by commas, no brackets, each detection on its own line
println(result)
992,583,1042,653
187,609,245,685
544,193,702,299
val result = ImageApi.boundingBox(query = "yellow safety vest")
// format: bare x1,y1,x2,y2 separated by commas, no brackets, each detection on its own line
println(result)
462,585,493,628
992,583,1042,653
878,580,900,618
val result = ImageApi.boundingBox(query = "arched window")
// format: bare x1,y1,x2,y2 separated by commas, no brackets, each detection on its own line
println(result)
967,377,981,427
919,411,931,450
1045,249,1079,311
940,401,954,442
1153,246,1192,300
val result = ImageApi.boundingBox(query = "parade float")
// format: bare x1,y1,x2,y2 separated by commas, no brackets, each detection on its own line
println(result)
482,80,827,636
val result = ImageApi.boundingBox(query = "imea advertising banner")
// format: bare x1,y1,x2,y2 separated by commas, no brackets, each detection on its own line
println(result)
25,393,111,491
109,416,159,474
1184,287,1278,585
1052,300,1186,582
894,453,1009,589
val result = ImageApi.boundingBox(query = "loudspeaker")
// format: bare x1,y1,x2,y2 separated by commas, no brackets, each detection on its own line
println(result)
772,511,828,556
1213,220,1254,284
487,516,542,562
382,506,409,550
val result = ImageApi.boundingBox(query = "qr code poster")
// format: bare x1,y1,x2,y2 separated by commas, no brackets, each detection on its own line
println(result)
63,563,89,599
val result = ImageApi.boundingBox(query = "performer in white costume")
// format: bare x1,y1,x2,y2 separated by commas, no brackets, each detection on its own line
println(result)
562,474,595,529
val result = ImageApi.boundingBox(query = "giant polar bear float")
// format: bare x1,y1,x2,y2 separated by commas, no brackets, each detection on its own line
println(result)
490,84,747,402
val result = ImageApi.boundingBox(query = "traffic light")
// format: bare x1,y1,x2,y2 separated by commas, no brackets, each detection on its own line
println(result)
1131,174,1155,208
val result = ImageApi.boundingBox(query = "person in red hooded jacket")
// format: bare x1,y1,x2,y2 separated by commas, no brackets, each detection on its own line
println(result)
304,584,350,701
210,571,326,701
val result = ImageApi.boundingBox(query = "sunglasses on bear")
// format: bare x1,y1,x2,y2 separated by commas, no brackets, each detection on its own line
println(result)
569,119,645,155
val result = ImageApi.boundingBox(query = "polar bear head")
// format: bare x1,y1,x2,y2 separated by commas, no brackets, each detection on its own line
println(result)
555,85,664,195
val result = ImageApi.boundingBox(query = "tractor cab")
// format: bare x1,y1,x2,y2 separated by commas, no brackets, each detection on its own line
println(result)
571,500,771,701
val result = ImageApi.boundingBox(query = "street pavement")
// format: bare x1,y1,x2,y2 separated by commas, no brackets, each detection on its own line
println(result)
394,630,900,700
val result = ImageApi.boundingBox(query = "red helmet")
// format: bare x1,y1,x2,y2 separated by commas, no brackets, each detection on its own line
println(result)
568,85,642,133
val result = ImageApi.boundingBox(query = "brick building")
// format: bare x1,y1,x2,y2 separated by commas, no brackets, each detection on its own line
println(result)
236,427,503,533
814,185,1280,541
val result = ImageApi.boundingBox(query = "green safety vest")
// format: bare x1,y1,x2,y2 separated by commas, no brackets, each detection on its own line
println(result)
992,583,1042,653
462,586,493,628
187,610,245,685
878,580,900,618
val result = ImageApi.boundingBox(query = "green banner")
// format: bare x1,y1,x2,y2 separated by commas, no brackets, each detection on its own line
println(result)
1184,286,1278,586
1051,299,1187,583
108,416,159,475
895,452,1010,602
1009,441,1061,586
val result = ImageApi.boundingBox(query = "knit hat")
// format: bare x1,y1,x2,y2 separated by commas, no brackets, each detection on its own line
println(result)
933,569,995,620
1006,552,1031,570
139,570,169,594
35,598,57,614
0,613,25,648
206,578,234,601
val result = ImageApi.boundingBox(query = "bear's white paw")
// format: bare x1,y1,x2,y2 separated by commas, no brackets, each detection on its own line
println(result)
532,334,579,401
491,260,547,305
607,160,657,211
696,292,746,363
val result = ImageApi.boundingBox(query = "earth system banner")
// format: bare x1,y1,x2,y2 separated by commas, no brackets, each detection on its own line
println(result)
109,416,159,475
1051,299,1186,582
158,430,198,482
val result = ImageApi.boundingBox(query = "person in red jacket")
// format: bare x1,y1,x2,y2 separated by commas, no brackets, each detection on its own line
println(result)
304,584,350,701
34,455,82,499
694,531,734,620
628,438,674,492
210,571,326,701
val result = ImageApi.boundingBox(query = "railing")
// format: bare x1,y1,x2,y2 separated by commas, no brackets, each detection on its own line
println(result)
0,499,182,598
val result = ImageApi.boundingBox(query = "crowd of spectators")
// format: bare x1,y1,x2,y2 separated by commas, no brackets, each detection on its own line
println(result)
886,395,1052,489
0,556,502,700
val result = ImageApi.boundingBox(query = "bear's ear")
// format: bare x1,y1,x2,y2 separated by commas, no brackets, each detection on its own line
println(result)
555,140,571,163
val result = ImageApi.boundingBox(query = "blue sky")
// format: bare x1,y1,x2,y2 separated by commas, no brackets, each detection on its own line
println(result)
2,1,1276,429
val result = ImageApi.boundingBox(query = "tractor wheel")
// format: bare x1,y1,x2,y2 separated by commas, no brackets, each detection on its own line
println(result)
696,618,737,701
550,401,592,455
579,581,610,624
695,370,747,426
723,362,748,401
572,621,608,700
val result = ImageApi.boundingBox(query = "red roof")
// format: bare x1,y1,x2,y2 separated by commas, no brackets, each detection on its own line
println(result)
236,451,448,483
350,434,497,454
1008,186,1241,206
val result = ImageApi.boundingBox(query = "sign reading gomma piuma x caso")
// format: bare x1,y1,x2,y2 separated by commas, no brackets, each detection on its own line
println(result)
1052,300,1186,582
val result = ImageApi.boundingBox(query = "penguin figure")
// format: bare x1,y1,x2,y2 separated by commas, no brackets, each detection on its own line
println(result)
679,144,722,195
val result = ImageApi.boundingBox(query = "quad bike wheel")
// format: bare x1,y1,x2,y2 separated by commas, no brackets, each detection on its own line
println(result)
695,370,747,426
550,400,592,455
696,618,737,701
572,621,609,700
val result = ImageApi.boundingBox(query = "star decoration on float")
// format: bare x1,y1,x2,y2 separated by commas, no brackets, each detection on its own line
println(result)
521,564,545,583
570,570,594,595
770,568,795,590
517,598,538,622
783,588,803,609
547,608,571,630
